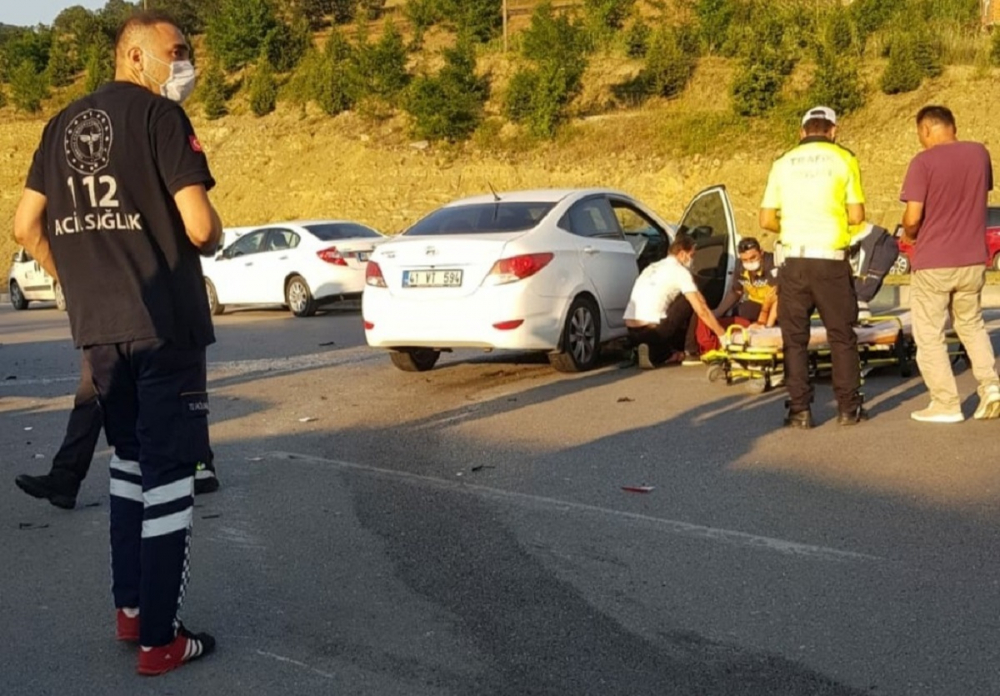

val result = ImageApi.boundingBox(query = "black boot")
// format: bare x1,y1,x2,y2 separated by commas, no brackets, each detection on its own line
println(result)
784,408,813,429
15,473,80,510
837,405,869,426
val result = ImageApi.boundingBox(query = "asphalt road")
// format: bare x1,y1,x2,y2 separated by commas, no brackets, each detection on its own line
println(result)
3,301,1000,695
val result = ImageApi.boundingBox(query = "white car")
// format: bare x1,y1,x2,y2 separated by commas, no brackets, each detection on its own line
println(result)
201,220,385,317
363,186,740,372
8,248,66,311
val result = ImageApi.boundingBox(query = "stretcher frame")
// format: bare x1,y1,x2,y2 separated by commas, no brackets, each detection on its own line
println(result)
701,315,967,395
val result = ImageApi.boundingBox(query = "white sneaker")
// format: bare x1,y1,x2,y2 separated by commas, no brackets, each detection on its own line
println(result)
974,385,1000,420
911,402,964,423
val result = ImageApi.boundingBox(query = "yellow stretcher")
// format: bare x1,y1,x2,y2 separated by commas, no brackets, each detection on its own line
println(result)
701,312,966,395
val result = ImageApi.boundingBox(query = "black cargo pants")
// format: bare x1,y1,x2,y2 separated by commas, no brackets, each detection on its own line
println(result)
85,339,210,647
778,258,861,414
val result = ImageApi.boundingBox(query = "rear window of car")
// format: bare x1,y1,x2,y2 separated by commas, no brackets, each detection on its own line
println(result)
988,208,1000,228
305,223,381,241
405,203,555,236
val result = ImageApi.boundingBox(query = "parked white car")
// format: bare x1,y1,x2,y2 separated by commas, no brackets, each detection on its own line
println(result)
363,186,740,372
8,248,65,311
201,220,385,317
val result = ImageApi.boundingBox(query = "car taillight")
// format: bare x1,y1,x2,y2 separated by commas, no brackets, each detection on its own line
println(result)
485,253,554,286
363,320,374,330
317,247,347,266
493,320,524,331
366,261,387,288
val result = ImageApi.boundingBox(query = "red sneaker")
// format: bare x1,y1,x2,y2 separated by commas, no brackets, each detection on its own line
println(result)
116,609,140,643
137,626,216,676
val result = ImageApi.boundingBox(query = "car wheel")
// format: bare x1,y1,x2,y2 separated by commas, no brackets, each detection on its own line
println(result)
549,296,601,373
993,253,1000,272
205,279,225,316
286,275,317,318
9,281,27,310
389,348,441,372
54,282,67,312
891,254,910,275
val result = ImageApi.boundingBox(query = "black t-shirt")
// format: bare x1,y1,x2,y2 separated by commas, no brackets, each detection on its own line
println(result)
25,81,216,349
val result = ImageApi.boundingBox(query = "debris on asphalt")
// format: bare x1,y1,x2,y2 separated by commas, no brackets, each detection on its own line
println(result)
4,375,15,380
318,341,336,347
621,485,655,494
84,502,101,508
247,456,264,462
617,397,635,403
18,522,50,531
298,417,317,423
24,427,33,431
471,465,496,472
202,514,221,520
33,454,45,459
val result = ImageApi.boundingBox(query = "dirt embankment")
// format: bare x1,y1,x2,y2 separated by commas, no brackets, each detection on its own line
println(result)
2,62,998,265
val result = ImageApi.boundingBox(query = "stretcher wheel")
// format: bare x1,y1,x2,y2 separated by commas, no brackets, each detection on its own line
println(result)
894,331,914,378
707,365,726,383
745,377,768,395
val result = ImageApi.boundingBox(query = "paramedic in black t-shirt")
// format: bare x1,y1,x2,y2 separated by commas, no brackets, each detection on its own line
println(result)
13,11,220,676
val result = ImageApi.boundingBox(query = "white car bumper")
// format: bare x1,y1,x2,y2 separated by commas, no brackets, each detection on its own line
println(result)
363,284,564,351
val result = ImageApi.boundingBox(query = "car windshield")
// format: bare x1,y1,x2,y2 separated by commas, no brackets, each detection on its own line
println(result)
305,223,381,241
405,202,555,236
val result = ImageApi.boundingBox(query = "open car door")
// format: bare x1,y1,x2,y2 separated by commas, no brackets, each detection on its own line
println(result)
675,185,740,309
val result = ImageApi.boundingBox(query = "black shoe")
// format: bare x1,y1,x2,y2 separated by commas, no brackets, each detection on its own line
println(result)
784,409,813,429
194,461,220,495
15,474,79,510
637,344,656,370
837,406,869,426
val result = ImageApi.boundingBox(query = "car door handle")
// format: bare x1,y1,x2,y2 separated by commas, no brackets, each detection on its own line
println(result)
244,262,254,267
278,256,288,260
583,247,600,255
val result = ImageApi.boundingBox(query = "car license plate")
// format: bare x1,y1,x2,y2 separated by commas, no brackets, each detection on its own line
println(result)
402,269,463,288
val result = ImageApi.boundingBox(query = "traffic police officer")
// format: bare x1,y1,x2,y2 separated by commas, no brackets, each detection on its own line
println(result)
759,106,867,428
14,10,221,675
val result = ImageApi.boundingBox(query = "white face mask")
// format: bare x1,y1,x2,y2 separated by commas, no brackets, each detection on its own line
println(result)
744,261,761,272
680,253,694,269
144,52,196,104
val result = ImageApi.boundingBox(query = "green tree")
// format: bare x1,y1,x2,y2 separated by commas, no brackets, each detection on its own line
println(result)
262,15,312,72
83,38,114,93
991,26,1000,66
53,5,103,68
448,0,503,44
404,0,442,36
10,60,49,112
694,0,738,54
613,27,694,105
881,34,923,94
912,29,943,78
625,18,651,58
249,57,278,116
200,60,229,119
147,0,206,33
730,54,784,117
0,27,53,82
46,38,75,88
405,37,489,141
583,0,635,35
810,47,865,116
330,0,357,23
207,0,279,70
298,29,361,115
850,0,906,46
359,0,386,20
824,8,855,57
354,21,410,103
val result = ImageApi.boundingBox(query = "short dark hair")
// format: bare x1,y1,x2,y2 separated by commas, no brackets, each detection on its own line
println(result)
738,237,761,254
670,233,696,256
803,118,835,136
916,105,956,129
115,10,179,53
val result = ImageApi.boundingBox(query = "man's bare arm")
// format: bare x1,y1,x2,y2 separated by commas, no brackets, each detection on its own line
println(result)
685,290,726,338
13,189,57,281
759,208,781,233
901,201,924,241
847,203,866,227
174,184,223,254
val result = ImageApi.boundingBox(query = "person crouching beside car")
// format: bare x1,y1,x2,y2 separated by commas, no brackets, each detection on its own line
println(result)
624,234,728,369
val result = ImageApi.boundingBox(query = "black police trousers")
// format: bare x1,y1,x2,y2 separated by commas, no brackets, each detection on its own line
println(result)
778,258,861,414
628,295,700,363
85,340,210,647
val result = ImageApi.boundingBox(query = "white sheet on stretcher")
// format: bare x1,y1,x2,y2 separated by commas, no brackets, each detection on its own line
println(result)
732,312,912,350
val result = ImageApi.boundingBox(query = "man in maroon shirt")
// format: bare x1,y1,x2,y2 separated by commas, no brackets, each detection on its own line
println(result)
900,105,1000,423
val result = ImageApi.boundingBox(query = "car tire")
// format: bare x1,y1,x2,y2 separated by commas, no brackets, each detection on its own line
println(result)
286,275,317,318
549,296,601,373
993,253,1000,272
891,254,910,275
205,279,225,316
389,348,441,372
54,282,67,312
9,281,27,310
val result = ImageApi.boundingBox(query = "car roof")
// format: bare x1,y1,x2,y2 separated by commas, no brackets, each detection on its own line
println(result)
225,220,374,232
443,188,628,207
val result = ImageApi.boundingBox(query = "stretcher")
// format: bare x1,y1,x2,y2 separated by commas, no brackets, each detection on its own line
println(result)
701,312,967,395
